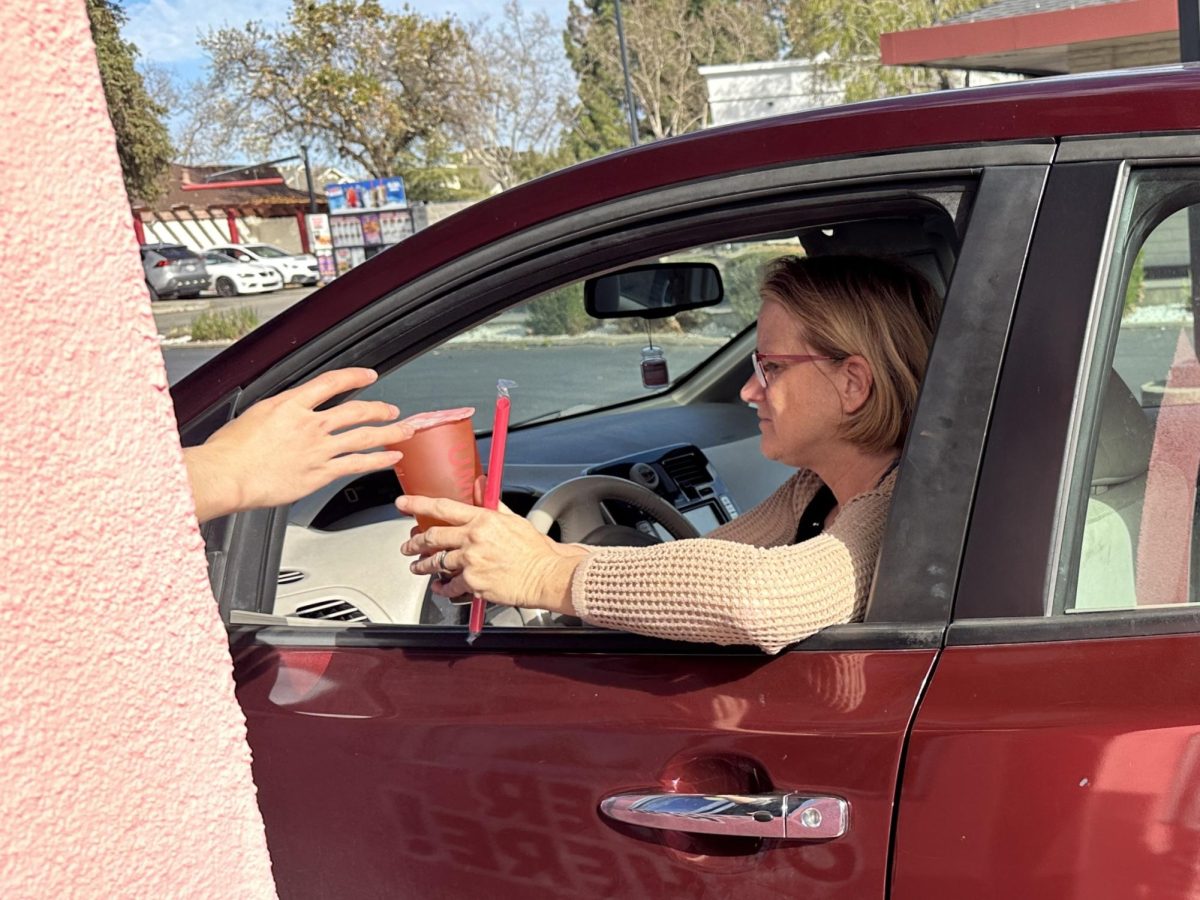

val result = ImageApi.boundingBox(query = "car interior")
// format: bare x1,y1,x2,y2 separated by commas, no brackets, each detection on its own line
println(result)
226,203,963,630
1068,191,1200,614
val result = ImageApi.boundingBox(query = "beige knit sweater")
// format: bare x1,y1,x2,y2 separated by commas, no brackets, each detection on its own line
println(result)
571,468,896,654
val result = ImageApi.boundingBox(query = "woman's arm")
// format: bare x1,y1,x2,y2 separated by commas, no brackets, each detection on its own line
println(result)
399,474,893,654
571,484,893,653
704,470,820,547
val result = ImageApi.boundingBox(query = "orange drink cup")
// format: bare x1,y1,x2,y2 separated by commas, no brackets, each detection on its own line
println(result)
390,408,481,531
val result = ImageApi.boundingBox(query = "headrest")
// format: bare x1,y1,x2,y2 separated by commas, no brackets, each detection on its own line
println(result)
798,217,955,299
1091,370,1154,487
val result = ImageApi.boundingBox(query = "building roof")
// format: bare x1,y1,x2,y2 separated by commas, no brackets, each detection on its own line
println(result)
132,163,322,215
947,0,1127,25
881,0,1178,74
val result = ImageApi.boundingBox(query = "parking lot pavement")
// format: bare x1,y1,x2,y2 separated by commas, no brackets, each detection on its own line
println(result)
153,285,321,335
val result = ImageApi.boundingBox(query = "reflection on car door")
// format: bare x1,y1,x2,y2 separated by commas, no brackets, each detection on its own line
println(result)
233,635,937,898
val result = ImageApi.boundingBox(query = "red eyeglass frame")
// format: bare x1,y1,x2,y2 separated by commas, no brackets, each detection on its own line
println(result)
751,350,839,387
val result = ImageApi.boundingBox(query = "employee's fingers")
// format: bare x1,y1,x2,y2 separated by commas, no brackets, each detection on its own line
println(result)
328,449,403,480
322,399,402,433
331,421,415,455
291,368,379,409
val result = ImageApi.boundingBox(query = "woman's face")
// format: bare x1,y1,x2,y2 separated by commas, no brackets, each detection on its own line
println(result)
740,298,846,469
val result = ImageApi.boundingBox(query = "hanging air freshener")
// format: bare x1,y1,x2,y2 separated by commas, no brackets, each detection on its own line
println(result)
640,319,668,388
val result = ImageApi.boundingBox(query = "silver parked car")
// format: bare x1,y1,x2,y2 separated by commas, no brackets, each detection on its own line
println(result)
140,243,210,300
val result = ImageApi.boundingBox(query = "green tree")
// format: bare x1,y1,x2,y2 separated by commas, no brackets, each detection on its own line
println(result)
393,136,489,202
783,0,992,101
86,0,173,202
564,1,630,160
525,283,594,336
197,1,473,182
564,0,782,159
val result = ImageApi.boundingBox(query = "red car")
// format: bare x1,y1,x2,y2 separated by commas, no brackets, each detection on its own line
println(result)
174,66,1200,898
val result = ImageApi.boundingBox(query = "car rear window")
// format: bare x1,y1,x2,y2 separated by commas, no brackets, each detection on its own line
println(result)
247,245,288,258
158,246,199,261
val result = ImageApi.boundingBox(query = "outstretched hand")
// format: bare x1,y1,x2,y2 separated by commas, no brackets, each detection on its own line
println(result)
397,490,589,615
186,367,414,523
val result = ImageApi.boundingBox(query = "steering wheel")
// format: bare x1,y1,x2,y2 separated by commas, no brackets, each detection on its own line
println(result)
527,474,700,544
484,475,701,628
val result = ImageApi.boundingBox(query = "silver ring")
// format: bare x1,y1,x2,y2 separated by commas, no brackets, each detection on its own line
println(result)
434,549,450,577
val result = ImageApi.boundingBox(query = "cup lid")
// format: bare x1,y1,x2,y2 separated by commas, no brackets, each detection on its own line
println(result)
401,407,476,432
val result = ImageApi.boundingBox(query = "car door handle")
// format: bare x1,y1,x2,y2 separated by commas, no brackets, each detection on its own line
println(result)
599,791,848,840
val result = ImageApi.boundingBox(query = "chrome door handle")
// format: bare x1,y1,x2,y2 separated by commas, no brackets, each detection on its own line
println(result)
599,791,848,840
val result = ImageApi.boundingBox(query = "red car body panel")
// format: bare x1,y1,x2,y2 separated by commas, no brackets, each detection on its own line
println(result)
233,642,936,898
891,633,1200,899
174,66,1200,420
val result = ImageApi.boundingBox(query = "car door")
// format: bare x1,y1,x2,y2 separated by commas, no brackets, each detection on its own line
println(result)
181,146,1050,898
891,143,1200,898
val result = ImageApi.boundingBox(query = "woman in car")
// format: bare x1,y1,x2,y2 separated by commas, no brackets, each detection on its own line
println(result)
399,255,940,653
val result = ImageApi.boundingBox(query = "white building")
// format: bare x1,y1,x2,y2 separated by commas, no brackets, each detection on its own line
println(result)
698,59,843,128
700,57,1021,128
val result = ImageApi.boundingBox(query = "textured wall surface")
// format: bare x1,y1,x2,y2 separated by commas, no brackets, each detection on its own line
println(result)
0,3,276,897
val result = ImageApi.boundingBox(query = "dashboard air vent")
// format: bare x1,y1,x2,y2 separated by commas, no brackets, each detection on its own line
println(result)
278,569,306,585
661,449,710,489
293,599,368,623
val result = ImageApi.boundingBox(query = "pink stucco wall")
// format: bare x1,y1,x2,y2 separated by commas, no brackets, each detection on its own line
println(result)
0,4,276,897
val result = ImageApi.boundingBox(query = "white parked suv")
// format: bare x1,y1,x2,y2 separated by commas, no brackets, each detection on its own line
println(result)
208,243,319,286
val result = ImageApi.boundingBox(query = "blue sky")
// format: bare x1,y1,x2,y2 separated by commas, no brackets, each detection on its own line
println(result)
123,0,570,86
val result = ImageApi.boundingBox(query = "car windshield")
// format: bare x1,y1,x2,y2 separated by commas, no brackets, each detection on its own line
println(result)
247,245,289,258
362,237,798,432
206,252,236,264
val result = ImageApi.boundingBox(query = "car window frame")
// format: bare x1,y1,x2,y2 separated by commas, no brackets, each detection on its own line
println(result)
953,138,1200,646
1052,166,1200,618
187,144,1053,654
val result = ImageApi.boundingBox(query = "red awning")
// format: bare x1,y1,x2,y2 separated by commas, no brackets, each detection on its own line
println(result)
881,0,1179,74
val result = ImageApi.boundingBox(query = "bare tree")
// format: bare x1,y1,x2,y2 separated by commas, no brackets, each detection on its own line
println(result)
568,0,783,146
784,0,992,101
137,61,181,115
454,1,577,191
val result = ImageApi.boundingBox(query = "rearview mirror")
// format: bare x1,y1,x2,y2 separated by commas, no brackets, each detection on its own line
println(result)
585,263,724,319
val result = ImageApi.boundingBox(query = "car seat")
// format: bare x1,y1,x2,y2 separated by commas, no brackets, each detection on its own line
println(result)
1074,370,1155,609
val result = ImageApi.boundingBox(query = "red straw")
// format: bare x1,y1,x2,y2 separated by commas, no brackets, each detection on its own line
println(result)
469,380,514,642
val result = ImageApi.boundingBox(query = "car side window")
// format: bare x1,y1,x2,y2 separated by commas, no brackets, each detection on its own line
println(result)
1064,172,1200,612
274,237,800,628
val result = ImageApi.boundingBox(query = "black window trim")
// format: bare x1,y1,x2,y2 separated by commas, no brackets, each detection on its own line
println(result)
954,160,1128,626
948,606,1200,646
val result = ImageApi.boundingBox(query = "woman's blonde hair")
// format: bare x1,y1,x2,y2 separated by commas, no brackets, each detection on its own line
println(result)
760,254,940,452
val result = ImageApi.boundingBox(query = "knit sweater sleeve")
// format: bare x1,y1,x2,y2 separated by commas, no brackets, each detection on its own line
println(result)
571,470,895,654
702,470,822,547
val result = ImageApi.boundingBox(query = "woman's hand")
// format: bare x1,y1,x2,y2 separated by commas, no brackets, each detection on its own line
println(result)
397,494,590,614
186,368,414,523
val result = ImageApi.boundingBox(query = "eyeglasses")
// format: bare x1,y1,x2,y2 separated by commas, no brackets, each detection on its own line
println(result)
751,350,839,388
